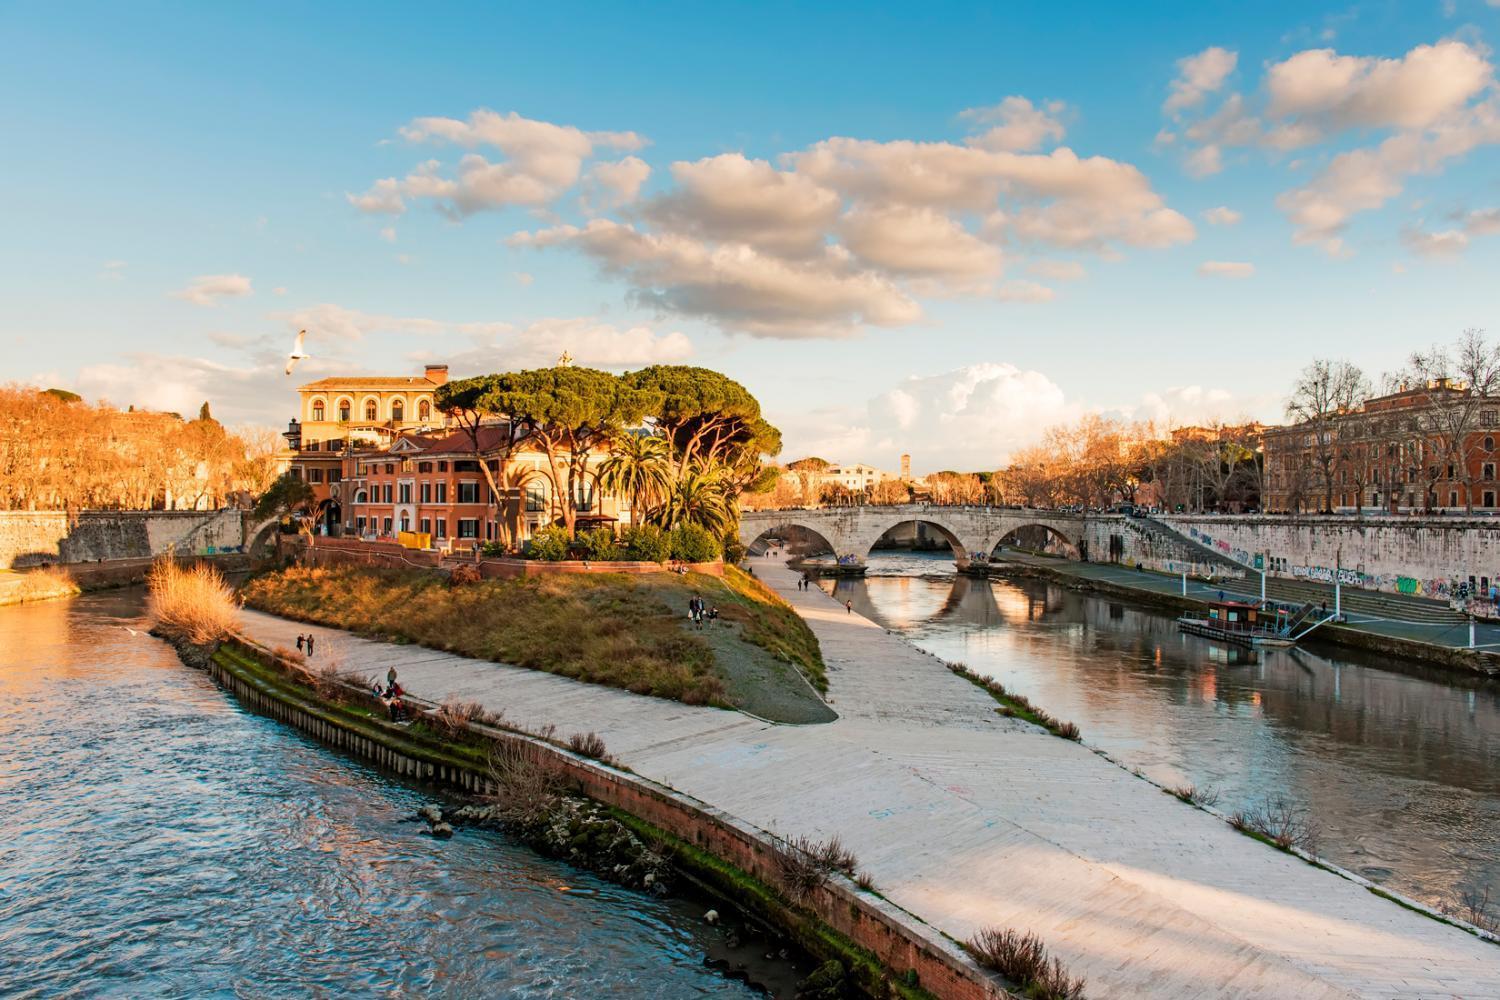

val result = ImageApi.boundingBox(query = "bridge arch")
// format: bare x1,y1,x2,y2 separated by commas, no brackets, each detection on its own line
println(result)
989,522,1081,560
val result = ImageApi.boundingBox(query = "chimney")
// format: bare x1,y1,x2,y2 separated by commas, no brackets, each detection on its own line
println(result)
424,364,449,386
901,453,911,480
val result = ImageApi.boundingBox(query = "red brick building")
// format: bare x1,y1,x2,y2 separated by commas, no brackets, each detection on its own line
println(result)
1263,381,1500,513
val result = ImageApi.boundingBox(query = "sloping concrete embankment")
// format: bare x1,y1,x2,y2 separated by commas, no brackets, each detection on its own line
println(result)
233,559,1500,999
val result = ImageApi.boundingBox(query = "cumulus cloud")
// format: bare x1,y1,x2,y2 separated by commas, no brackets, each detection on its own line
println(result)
1133,385,1246,427
350,109,645,217
1164,38,1500,253
1198,260,1255,278
839,204,1002,282
512,219,921,337
994,279,1055,302
1027,259,1085,281
584,155,652,207
1201,205,1242,225
961,96,1067,152
1164,47,1238,114
73,352,292,422
438,317,692,371
645,154,841,257
171,273,253,307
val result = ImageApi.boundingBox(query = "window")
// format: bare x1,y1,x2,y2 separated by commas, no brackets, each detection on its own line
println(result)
435,482,448,503
1488,436,1496,452
437,461,448,472
382,518,393,535
398,483,412,504
418,461,432,473
288,467,302,480
399,512,410,531
1486,464,1496,482
420,518,431,534
356,516,366,534
573,482,594,512
525,484,548,512
382,484,392,503
458,518,479,538
420,483,431,504
384,464,394,474
435,518,447,539
457,482,479,503
338,400,351,422
308,469,323,483
1487,491,1497,509
1483,409,1498,427
1451,491,1460,507
392,400,404,422
365,401,378,421
305,440,320,452
455,460,480,472
327,469,341,484
311,401,325,421
418,399,431,421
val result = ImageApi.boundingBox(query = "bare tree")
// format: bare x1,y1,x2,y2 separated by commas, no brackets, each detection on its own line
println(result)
1286,359,1370,512
1400,329,1500,512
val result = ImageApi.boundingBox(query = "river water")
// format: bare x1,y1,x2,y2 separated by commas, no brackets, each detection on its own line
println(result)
823,550,1500,914
0,590,771,998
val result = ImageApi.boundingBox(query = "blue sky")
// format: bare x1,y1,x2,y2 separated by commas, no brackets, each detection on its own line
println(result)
3,1,1499,472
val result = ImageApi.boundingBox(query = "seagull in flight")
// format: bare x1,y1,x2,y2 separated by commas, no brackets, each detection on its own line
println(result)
284,329,309,375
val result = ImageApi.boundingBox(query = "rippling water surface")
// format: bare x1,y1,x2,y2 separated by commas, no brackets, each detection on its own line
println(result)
825,550,1500,913
0,589,761,998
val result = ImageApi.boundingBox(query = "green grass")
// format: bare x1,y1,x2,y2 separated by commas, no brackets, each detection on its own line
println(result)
698,565,828,692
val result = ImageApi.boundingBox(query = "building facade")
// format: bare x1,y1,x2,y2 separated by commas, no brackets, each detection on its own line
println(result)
1263,382,1500,513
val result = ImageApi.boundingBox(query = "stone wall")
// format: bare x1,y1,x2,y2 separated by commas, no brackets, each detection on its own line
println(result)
0,509,246,569
1162,514,1500,599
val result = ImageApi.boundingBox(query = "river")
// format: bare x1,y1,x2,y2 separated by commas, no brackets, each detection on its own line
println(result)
0,589,781,998
822,549,1500,916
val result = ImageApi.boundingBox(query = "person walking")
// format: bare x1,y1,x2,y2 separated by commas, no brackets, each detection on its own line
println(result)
845,599,853,615
387,666,398,688
296,634,305,653
305,634,315,656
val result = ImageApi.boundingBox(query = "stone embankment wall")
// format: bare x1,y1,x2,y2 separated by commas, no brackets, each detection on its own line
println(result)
210,636,1009,1000
1163,514,1500,600
0,509,246,569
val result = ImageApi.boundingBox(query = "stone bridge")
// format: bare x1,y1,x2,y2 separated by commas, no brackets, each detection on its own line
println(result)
739,504,1100,571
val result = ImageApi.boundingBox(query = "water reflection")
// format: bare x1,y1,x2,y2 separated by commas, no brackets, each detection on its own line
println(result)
0,590,762,998
825,550,1500,910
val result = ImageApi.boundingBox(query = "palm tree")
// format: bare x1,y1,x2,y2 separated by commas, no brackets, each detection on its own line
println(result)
659,461,732,535
598,432,673,524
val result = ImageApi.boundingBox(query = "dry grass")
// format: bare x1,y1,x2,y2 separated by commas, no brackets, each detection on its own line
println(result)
484,741,564,829
966,927,1085,1000
147,558,238,645
435,698,486,738
1231,795,1319,853
769,833,859,900
6,566,79,603
1169,783,1220,808
948,661,1081,741
244,565,727,706
566,730,610,761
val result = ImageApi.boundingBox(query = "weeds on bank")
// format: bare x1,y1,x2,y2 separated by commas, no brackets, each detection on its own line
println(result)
770,833,859,900
484,742,565,829
1230,795,1319,854
965,927,1085,1000
1168,783,1220,808
947,661,1081,741
8,566,79,603
147,557,238,644
1442,884,1498,933
566,730,611,762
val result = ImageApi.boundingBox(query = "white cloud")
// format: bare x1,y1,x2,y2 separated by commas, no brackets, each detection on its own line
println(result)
1184,144,1225,177
512,219,921,338
1201,205,1242,225
838,204,1002,282
170,273,253,307
1133,385,1246,426
441,317,692,371
1027,259,1085,281
961,96,1067,152
645,154,841,257
1197,260,1255,278
73,353,290,422
1164,47,1238,114
584,155,652,207
994,279,1055,302
1401,207,1500,257
350,109,646,217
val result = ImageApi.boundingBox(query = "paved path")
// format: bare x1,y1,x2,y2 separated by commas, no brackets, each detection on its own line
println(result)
239,558,1500,998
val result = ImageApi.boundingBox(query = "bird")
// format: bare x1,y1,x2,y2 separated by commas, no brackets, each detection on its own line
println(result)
284,329,309,375
118,625,141,636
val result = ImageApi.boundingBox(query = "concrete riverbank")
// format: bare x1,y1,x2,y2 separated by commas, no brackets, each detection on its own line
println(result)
237,556,1500,998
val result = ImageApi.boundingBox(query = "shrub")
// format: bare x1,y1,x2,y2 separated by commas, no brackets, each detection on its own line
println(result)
621,523,670,562
721,531,746,565
577,527,623,561
484,742,564,831
1231,795,1319,853
566,730,610,760
435,698,485,738
966,927,1084,1000
668,522,721,563
769,834,858,900
1169,783,1220,808
527,525,571,561
146,558,238,645
448,563,482,587
479,541,506,557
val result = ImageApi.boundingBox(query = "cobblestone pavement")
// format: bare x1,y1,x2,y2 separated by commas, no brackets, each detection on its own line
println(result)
238,558,1500,998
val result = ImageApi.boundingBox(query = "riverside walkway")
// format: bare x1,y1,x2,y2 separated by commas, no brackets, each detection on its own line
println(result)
237,557,1500,998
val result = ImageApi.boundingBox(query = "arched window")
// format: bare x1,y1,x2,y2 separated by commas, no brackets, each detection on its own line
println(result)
364,400,378,421
392,400,405,423
355,490,368,504
1487,436,1495,452
311,401,325,422
338,399,351,422
418,399,431,421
